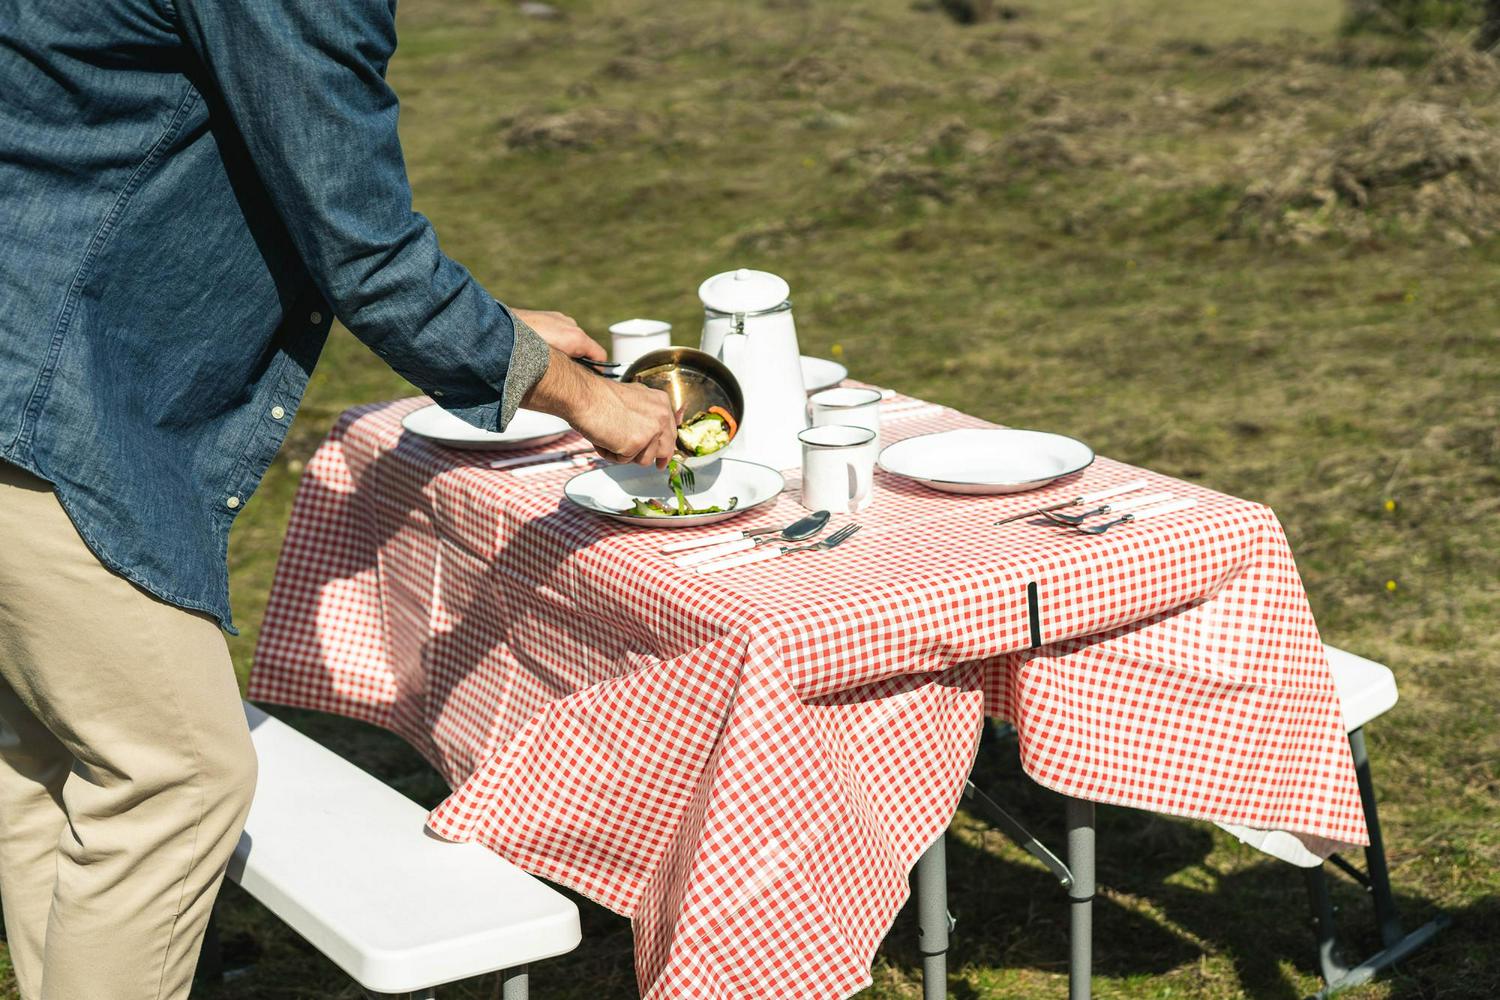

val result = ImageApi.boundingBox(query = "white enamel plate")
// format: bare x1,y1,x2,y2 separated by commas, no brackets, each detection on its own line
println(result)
401,404,572,451
564,460,785,528
801,356,848,394
878,428,1095,495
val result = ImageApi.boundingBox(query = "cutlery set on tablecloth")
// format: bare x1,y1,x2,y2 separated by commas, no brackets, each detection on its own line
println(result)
657,481,1195,575
992,477,1197,535
661,517,860,575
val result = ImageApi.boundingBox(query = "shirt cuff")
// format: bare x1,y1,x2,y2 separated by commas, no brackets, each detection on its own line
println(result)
498,311,551,429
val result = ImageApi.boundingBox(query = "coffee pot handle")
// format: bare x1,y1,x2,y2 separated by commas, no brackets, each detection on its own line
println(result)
717,313,749,368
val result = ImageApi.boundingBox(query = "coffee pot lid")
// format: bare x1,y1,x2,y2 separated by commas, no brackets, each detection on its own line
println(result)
698,268,790,315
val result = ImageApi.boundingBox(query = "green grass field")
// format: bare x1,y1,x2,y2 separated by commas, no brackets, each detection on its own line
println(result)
4,0,1497,996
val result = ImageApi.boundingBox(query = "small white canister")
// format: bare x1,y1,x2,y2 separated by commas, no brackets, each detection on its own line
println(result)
609,318,672,368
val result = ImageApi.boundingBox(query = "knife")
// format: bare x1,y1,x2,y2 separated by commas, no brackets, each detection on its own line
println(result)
489,449,577,471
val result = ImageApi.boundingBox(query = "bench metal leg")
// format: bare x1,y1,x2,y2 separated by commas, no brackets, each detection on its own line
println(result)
1305,860,1446,997
1348,728,1402,949
1300,727,1448,997
500,965,529,1000
1304,865,1350,986
1066,797,1095,1000
915,835,950,1000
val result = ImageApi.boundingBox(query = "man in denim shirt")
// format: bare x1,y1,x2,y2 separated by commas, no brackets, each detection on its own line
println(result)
0,2,679,995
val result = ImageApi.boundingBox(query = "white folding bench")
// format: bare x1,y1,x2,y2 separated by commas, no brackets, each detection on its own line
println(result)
223,703,581,999
913,644,1447,999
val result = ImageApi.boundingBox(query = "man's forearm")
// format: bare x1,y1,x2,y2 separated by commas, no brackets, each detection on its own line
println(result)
522,347,594,422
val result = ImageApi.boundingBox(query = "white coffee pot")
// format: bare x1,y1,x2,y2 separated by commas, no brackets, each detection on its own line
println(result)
698,268,808,470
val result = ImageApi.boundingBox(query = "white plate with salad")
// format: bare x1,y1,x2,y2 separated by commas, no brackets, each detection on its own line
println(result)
564,459,784,528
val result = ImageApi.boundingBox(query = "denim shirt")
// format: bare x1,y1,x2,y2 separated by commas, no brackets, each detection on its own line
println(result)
0,0,550,632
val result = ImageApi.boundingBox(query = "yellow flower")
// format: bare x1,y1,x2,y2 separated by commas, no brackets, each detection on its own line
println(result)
1403,290,1416,304
831,343,844,357
1204,303,1219,318
1384,499,1397,513
1385,579,1398,592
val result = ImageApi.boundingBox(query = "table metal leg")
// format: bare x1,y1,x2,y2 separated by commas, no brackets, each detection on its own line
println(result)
1066,797,1095,1000
915,834,950,1000
500,965,529,1000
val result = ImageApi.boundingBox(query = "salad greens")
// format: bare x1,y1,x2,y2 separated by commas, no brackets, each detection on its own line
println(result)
624,457,739,518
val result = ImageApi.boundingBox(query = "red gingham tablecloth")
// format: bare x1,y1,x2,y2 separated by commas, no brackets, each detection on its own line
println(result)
251,394,1369,1000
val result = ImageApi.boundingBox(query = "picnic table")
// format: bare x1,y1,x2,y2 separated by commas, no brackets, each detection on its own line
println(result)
251,389,1369,999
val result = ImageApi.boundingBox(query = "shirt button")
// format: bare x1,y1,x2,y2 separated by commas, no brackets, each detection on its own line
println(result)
271,405,286,420
226,496,241,510
309,311,323,325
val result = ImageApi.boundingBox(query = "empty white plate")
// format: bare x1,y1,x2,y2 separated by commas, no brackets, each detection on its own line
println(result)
564,460,784,528
878,428,1094,495
401,404,571,451
801,356,848,394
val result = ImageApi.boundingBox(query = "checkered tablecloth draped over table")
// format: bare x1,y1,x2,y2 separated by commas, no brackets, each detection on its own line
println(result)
252,394,1368,1000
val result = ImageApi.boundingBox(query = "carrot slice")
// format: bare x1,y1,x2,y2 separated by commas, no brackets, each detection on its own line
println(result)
707,405,738,439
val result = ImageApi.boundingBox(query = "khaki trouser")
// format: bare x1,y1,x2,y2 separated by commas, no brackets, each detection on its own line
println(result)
0,462,256,999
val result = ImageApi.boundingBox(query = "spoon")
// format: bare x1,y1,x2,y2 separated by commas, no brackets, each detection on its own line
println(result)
672,511,830,568
662,510,829,553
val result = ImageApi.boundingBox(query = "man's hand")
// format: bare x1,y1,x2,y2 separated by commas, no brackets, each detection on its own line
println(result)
513,309,606,363
524,347,679,468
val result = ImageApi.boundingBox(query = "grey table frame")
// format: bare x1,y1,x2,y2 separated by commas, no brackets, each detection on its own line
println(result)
914,787,1094,1000
913,723,1447,1000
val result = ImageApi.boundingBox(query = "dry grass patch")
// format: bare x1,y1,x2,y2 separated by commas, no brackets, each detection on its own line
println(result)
1232,99,1500,245
1425,43,1500,86
502,106,659,151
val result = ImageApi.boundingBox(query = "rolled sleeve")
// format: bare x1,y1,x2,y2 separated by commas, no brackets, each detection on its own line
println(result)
498,311,551,425
174,0,533,429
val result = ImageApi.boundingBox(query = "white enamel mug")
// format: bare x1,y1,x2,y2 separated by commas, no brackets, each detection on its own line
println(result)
808,386,882,436
799,425,877,514
609,318,672,368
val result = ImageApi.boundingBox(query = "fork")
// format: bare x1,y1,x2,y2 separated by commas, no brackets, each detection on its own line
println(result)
1039,490,1174,526
673,461,696,492
694,523,861,574
1072,497,1197,535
